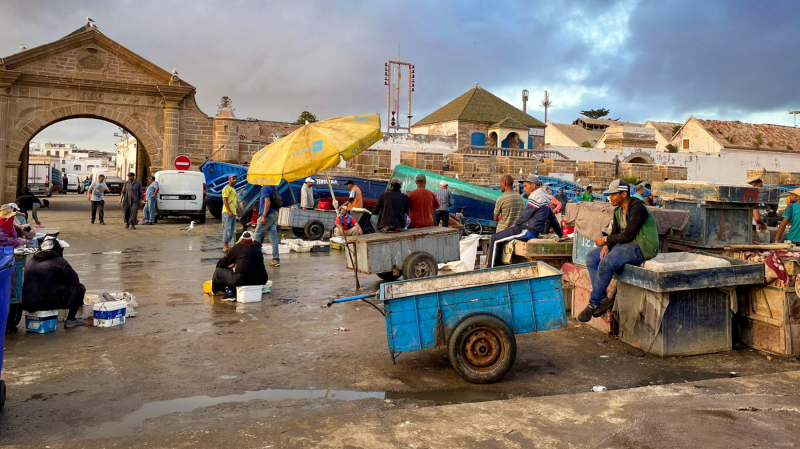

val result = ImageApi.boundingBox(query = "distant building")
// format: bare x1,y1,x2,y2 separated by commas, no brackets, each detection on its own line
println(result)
572,117,642,131
411,85,546,150
644,121,682,152
545,122,604,147
116,134,137,177
670,116,800,153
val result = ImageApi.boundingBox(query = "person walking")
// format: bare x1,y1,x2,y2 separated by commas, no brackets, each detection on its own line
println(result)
254,185,280,267
222,175,239,253
433,180,454,227
300,177,315,210
87,174,109,225
407,174,439,228
119,172,143,229
61,172,69,194
143,176,159,225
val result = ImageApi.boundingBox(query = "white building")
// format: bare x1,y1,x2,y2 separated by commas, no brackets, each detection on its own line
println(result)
116,134,137,178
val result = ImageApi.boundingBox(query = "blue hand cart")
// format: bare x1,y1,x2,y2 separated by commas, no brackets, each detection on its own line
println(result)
329,262,567,383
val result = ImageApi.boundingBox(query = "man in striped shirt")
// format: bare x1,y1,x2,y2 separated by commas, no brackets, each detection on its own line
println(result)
488,175,563,268
433,180,454,227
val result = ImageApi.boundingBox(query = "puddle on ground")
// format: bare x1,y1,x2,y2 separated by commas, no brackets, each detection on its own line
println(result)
85,387,512,438
277,298,298,306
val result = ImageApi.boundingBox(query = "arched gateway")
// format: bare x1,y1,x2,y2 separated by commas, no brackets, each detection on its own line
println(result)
0,24,229,202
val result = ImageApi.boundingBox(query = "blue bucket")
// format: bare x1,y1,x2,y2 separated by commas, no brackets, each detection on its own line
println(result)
0,246,16,385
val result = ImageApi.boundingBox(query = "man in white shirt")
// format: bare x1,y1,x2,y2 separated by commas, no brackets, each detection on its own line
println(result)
301,177,315,210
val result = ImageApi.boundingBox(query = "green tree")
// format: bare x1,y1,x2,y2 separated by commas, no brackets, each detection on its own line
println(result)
620,175,644,185
580,108,610,119
295,111,318,125
580,141,593,148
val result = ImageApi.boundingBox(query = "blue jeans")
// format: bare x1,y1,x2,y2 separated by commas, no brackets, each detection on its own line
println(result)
222,213,237,244
586,242,644,306
144,198,157,223
255,211,279,260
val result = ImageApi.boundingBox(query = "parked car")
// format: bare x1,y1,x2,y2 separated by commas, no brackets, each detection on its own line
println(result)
66,174,85,194
154,170,206,223
102,175,125,195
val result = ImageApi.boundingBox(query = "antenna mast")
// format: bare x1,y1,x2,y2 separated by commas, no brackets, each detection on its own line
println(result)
385,59,415,133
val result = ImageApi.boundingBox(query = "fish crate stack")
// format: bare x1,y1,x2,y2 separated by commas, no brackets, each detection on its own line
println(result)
652,181,781,248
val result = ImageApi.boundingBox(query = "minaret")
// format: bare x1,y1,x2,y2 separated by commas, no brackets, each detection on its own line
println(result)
212,107,240,162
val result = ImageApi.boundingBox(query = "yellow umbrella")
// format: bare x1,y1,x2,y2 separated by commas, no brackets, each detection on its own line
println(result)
247,114,383,186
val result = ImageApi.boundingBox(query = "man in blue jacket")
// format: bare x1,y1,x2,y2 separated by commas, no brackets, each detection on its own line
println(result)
488,175,563,268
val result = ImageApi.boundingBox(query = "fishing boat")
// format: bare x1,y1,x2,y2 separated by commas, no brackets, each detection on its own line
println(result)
200,159,387,218
389,165,500,231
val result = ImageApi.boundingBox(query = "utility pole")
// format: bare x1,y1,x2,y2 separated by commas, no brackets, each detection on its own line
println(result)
790,110,800,127
541,90,551,124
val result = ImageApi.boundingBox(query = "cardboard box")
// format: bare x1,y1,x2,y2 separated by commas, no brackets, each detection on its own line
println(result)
93,300,127,327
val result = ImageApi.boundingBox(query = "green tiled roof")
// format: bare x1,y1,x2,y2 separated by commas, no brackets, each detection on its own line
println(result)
413,86,545,128
490,117,528,130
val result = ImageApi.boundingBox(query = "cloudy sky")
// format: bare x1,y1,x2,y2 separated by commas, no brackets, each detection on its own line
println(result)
3,0,800,151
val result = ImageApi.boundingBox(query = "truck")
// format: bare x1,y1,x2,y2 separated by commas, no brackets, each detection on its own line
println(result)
27,164,63,197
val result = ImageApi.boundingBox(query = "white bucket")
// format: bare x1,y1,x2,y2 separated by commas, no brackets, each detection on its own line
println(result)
236,285,263,303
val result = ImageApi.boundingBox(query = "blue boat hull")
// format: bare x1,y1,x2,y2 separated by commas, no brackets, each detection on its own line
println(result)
200,160,387,218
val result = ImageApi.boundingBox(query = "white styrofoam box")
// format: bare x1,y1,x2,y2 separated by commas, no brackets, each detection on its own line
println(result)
26,310,58,333
278,243,290,254
262,280,273,294
236,285,263,303
287,240,313,253
93,300,127,327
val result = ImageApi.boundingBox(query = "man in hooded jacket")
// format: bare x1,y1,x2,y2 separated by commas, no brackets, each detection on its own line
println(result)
22,237,87,329
211,231,269,296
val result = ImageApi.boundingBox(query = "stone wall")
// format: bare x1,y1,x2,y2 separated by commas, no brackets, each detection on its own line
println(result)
656,165,688,181
619,163,664,182
602,126,657,150
539,158,577,176
746,169,800,186
399,151,443,172
238,120,300,143
780,172,800,185
345,149,393,178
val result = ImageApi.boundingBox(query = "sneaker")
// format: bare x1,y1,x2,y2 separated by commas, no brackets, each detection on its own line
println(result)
592,297,615,317
577,305,596,322
100,222,106,225
64,318,86,329
224,287,236,298
269,260,280,267
91,221,95,224
131,225,137,230
125,224,129,229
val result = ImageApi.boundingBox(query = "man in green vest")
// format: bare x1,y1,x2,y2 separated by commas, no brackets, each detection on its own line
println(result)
577,179,659,322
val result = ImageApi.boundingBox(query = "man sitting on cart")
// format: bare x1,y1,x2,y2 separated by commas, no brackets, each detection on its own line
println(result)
334,205,363,237
577,179,659,322
372,178,409,232
488,175,563,268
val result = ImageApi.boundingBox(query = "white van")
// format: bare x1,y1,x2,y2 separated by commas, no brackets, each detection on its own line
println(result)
66,174,85,194
154,170,207,223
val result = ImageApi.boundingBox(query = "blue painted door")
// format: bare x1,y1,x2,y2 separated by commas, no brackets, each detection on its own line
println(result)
471,133,486,146
528,137,533,149
519,140,524,149
501,137,509,148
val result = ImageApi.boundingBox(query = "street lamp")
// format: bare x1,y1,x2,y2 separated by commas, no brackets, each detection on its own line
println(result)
522,89,529,113
790,110,800,128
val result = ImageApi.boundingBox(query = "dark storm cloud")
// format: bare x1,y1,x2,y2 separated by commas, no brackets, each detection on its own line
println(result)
2,0,798,149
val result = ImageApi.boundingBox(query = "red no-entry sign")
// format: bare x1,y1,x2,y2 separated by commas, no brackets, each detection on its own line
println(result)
174,156,191,170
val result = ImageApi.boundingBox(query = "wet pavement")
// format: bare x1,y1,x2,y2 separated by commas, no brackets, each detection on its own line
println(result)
1,195,799,445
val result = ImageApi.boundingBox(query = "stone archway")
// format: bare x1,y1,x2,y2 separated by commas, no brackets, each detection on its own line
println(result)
624,152,654,164
0,24,221,202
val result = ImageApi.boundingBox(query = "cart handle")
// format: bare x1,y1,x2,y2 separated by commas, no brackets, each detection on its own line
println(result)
327,292,378,307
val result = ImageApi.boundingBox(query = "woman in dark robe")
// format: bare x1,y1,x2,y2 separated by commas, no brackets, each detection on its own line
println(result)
23,237,87,329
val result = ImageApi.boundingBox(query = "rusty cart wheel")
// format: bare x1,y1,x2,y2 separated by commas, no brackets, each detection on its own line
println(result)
402,251,438,280
304,220,325,240
376,271,402,282
448,313,516,383
292,227,306,238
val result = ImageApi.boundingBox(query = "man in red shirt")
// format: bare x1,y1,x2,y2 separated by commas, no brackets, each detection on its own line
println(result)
407,174,439,228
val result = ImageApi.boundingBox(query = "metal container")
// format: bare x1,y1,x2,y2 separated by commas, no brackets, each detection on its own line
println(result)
345,227,460,277
662,199,753,248
571,231,596,267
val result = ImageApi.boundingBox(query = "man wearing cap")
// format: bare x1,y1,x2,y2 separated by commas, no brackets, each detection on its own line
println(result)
494,174,525,232
488,175,563,268
775,188,800,244
577,179,659,322
119,172,143,229
143,176,159,225
747,176,768,233
408,174,440,228
222,175,239,253
372,178,410,232
342,180,363,210
301,177,316,210
433,180,454,227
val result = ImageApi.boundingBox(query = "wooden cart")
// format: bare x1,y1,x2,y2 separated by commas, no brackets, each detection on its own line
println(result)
345,227,460,281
